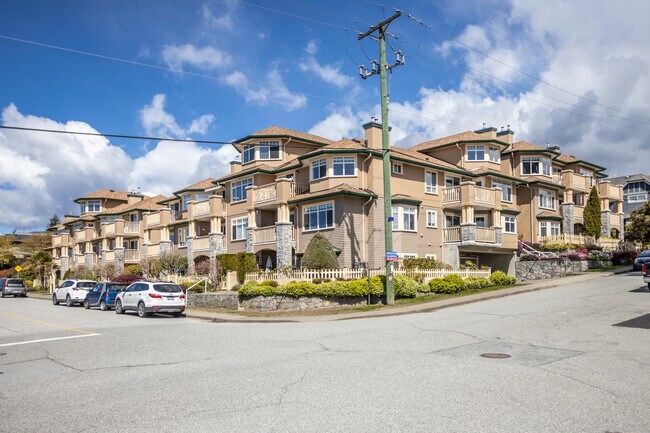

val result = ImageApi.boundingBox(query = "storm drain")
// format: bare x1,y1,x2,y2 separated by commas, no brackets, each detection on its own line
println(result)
613,313,650,329
480,352,511,359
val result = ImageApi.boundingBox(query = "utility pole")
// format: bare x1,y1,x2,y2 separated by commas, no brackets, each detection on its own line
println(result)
358,11,404,305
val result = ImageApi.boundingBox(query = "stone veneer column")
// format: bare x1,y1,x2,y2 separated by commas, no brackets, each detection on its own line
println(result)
60,256,69,279
246,228,254,253
460,223,476,243
114,247,125,272
275,223,293,268
601,210,611,238
159,240,172,256
186,238,194,275
562,202,575,235
208,233,225,271
84,252,95,269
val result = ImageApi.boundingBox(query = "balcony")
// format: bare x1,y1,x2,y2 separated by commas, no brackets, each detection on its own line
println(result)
443,227,461,243
475,227,496,243
192,236,210,252
170,210,183,222
598,182,623,201
74,227,95,242
442,183,499,209
193,200,210,216
252,226,296,246
253,183,277,204
290,183,309,196
124,249,140,262
52,233,70,247
562,171,592,191
443,226,498,244
124,222,140,236
147,213,161,226
610,212,622,226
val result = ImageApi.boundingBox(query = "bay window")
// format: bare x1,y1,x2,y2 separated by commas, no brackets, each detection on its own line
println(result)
503,216,516,233
467,145,485,161
231,178,253,202
311,158,327,180
539,189,556,210
333,156,355,176
522,156,551,175
492,180,512,202
242,144,255,163
488,146,500,163
304,202,334,230
392,206,417,231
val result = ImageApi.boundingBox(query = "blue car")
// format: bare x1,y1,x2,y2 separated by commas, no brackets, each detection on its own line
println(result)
83,282,128,311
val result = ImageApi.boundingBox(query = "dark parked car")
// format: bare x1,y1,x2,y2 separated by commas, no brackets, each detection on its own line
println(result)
633,250,650,271
1,278,27,297
83,282,128,311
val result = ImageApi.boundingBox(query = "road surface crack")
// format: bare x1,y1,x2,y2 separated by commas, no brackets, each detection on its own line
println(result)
540,366,620,397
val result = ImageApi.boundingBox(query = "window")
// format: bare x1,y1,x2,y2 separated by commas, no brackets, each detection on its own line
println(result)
467,145,485,161
232,217,248,240
392,162,403,174
627,194,647,203
88,200,100,212
522,157,540,175
304,202,334,230
392,206,417,231
575,193,585,206
550,222,560,236
182,194,192,210
426,210,437,228
333,156,355,176
475,216,486,227
445,214,461,227
609,202,617,212
625,181,646,193
489,146,500,163
398,253,417,259
445,175,460,188
129,214,139,222
178,227,189,246
542,158,551,176
492,180,512,202
425,171,437,194
311,158,327,180
503,216,516,233
539,222,548,237
259,141,280,160
242,144,255,163
231,178,253,202
195,193,210,201
539,189,556,209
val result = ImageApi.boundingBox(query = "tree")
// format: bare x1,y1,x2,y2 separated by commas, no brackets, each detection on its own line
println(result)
625,201,650,247
583,186,602,239
30,250,52,288
159,253,188,277
140,257,162,279
302,233,340,270
49,214,61,228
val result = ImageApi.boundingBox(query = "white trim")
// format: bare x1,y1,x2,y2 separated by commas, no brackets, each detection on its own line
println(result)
466,145,485,161
426,209,438,228
425,254,437,260
332,156,356,177
231,216,248,241
425,171,438,194
502,215,516,234
392,162,403,175
310,158,327,181
303,200,335,231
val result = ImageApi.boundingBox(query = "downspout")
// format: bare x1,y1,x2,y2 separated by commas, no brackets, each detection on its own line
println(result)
362,196,374,265
283,137,293,164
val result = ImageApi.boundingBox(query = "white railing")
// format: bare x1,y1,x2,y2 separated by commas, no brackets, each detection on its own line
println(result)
193,200,210,216
124,222,140,234
551,174,563,185
474,186,495,204
245,268,491,285
124,249,140,261
254,184,277,203
103,222,116,235
443,186,461,202
475,227,496,243
253,226,276,244
444,227,461,243
291,183,309,196
170,211,182,222
147,213,160,226
193,236,210,251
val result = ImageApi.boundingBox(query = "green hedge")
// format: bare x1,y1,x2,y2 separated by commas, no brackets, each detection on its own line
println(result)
463,276,490,290
218,253,258,284
489,270,516,286
238,276,384,298
402,258,452,270
428,274,465,294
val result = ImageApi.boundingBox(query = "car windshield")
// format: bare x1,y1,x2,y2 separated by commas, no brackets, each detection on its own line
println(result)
640,250,650,257
77,282,96,288
107,284,127,292
153,284,182,293
7,279,23,285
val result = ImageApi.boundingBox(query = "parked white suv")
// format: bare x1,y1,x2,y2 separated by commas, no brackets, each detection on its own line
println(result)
115,281,185,318
53,280,97,307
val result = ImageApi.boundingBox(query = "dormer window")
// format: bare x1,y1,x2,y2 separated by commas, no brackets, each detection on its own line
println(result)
242,144,255,163
522,157,551,176
80,200,100,214
467,145,485,161
311,158,327,180
489,146,500,163
259,141,280,160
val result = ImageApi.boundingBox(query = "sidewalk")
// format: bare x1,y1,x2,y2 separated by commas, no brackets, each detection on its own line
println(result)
185,268,631,323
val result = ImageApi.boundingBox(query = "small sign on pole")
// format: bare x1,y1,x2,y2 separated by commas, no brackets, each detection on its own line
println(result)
386,251,399,262
14,265,22,273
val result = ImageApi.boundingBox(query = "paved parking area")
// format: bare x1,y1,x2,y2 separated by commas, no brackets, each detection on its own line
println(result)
1,273,649,433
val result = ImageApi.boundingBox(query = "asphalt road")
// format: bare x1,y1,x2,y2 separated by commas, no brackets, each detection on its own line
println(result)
1,273,649,433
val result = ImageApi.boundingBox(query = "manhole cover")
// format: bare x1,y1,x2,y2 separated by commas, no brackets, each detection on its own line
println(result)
481,352,511,359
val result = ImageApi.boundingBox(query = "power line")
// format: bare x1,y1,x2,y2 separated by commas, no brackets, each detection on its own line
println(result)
236,0,352,32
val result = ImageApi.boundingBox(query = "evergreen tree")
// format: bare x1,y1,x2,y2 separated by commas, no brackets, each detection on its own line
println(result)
302,233,340,269
625,201,650,247
49,214,61,228
583,186,602,239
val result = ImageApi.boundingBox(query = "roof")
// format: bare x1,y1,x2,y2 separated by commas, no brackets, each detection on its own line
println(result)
62,216,80,226
391,193,421,205
233,125,336,146
299,139,369,160
607,174,650,186
390,146,470,175
536,212,563,221
173,178,216,195
288,183,376,204
503,141,559,155
98,195,167,215
214,164,277,183
74,189,129,203
554,153,606,171
409,131,487,152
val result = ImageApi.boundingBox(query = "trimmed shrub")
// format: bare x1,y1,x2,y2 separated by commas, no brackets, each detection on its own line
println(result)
428,274,465,294
584,186,602,239
403,258,451,270
393,275,418,298
490,270,516,286
260,279,279,287
302,233,340,270
459,260,478,270
23,279,33,288
218,253,258,284
238,277,383,298
124,264,142,276
464,276,490,290
111,273,143,285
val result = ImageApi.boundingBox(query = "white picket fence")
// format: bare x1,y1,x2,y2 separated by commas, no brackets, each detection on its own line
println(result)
245,268,491,285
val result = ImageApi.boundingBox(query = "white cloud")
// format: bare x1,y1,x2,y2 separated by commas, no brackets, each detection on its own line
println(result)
201,1,236,30
305,40,318,55
0,103,236,230
162,44,232,71
139,94,215,137
309,107,368,141
299,57,352,88
222,69,307,111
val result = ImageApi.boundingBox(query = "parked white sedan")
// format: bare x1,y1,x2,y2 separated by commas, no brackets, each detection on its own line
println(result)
53,279,97,307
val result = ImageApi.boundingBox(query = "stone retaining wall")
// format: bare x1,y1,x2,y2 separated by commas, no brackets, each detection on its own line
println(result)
240,295,367,312
515,259,588,281
187,292,239,310
587,260,613,269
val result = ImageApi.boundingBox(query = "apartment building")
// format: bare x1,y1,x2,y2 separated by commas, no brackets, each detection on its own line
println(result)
51,123,624,282
608,174,650,227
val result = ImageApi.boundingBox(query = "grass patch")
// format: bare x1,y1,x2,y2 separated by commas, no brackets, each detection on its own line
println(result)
350,304,384,312
585,265,630,273
396,283,526,305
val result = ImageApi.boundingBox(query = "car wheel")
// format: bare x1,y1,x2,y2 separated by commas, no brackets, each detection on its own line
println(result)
115,300,124,314
647,283,650,291
172,312,183,318
137,302,149,318
100,300,108,311
52,294,59,305
66,295,73,307
83,299,90,309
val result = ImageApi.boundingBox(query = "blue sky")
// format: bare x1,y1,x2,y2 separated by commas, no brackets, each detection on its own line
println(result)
1,0,649,233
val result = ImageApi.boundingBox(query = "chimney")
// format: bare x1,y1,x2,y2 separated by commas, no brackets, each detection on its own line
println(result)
474,125,497,139
127,191,144,205
496,125,514,144
362,120,387,150
230,159,242,174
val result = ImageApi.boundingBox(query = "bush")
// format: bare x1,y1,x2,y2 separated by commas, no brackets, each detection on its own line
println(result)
238,277,384,298
402,258,451,270
561,252,589,261
393,275,418,298
302,233,340,270
428,274,465,294
459,261,478,270
124,264,142,275
23,279,33,288
218,253,258,284
111,273,143,285
260,279,279,287
490,270,516,286
612,250,637,265
464,276,490,290
312,278,331,285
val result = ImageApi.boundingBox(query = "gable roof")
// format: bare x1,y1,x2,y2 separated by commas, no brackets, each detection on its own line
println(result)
172,178,216,195
409,131,486,152
74,189,130,203
288,183,376,204
233,125,336,147
503,141,560,155
390,146,471,175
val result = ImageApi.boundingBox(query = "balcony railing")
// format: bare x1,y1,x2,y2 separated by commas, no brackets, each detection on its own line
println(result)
104,250,115,261
254,184,277,203
147,213,161,226
124,249,140,262
103,222,116,236
170,210,183,222
193,236,210,251
443,187,461,203
253,226,277,244
475,227,496,243
193,200,210,216
290,183,310,196
474,186,496,204
124,222,140,234
443,227,461,243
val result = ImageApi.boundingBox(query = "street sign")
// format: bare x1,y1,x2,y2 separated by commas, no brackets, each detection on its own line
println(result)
14,265,22,272
386,251,398,262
